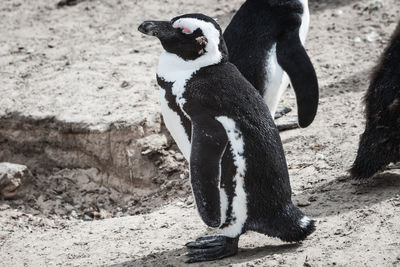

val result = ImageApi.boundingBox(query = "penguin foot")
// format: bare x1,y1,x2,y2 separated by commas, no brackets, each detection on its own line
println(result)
386,162,400,170
276,119,299,131
185,235,239,263
274,106,292,119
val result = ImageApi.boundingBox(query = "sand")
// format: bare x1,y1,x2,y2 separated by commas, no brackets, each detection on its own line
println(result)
1,0,400,266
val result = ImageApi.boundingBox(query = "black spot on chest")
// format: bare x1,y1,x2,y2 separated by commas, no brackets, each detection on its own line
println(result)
157,76,192,141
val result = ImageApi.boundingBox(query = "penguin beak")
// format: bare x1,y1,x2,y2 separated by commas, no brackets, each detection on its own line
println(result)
138,20,172,38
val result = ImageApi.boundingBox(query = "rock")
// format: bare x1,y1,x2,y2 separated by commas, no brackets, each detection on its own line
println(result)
365,31,379,43
332,9,343,17
120,81,130,88
296,199,311,207
70,210,78,218
174,153,185,162
0,203,10,210
0,162,33,199
0,115,163,194
137,134,169,156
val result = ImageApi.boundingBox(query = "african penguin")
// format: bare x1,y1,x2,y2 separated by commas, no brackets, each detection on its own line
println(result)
350,21,400,179
224,0,319,128
138,13,315,263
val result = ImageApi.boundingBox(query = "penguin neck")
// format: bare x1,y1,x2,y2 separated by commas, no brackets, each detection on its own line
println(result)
157,48,223,83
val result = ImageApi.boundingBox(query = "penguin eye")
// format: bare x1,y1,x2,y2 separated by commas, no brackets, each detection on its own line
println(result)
181,27,193,35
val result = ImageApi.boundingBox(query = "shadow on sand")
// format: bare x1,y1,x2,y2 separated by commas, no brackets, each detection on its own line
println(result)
108,243,300,267
294,171,400,218
309,0,363,12
108,171,399,267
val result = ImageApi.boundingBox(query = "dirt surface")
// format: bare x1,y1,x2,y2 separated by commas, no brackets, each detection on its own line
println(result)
1,0,400,266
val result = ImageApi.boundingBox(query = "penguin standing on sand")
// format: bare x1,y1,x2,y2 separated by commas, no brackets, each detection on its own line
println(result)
350,21,400,179
138,14,315,263
224,0,319,128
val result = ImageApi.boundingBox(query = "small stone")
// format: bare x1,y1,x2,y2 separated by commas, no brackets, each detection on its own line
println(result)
334,229,342,235
333,9,343,16
121,81,130,88
0,204,11,211
0,163,33,199
297,199,311,207
70,210,78,218
83,214,93,221
176,201,185,207
308,196,317,202
64,203,74,211
174,153,185,161
365,31,379,43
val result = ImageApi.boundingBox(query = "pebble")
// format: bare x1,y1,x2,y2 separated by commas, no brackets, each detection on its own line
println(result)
365,31,379,42
64,203,74,211
176,201,185,207
70,210,78,218
0,204,11,211
333,9,343,16
174,153,185,161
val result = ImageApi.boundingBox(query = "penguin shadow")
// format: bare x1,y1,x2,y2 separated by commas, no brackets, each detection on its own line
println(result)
294,170,400,218
107,243,300,267
309,0,363,12
320,69,371,98
107,171,400,267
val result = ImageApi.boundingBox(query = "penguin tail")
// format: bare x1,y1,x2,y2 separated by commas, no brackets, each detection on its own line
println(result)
270,203,316,242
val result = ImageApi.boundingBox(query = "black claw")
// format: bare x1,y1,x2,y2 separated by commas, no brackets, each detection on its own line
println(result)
185,235,239,263
185,235,224,248
186,240,221,248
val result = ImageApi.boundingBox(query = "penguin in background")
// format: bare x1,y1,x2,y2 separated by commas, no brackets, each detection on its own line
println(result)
224,0,319,129
350,21,400,179
138,14,315,263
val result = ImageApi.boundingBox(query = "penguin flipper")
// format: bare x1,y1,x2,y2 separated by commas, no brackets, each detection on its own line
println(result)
189,114,228,228
276,29,319,128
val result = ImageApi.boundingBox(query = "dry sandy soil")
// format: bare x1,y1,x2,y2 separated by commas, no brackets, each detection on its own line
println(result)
1,0,400,266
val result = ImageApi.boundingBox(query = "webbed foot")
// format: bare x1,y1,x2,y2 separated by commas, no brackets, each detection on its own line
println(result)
185,235,239,263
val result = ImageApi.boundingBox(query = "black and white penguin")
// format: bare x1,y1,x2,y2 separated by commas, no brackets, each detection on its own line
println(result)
350,22,400,179
224,0,319,128
138,14,315,262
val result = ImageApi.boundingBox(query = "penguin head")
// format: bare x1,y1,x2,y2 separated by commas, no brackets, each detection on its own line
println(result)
138,13,228,63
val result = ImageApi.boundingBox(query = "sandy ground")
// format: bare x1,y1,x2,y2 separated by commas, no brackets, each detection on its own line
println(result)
1,0,400,266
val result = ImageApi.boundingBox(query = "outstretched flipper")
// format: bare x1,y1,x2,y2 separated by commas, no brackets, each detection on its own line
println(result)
186,113,239,262
277,29,319,128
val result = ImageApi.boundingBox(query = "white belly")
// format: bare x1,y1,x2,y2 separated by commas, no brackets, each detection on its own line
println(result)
160,88,191,161
299,0,310,45
263,0,310,118
264,44,287,117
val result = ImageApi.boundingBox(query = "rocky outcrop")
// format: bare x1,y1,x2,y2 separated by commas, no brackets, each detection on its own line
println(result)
0,113,182,194
0,162,33,199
